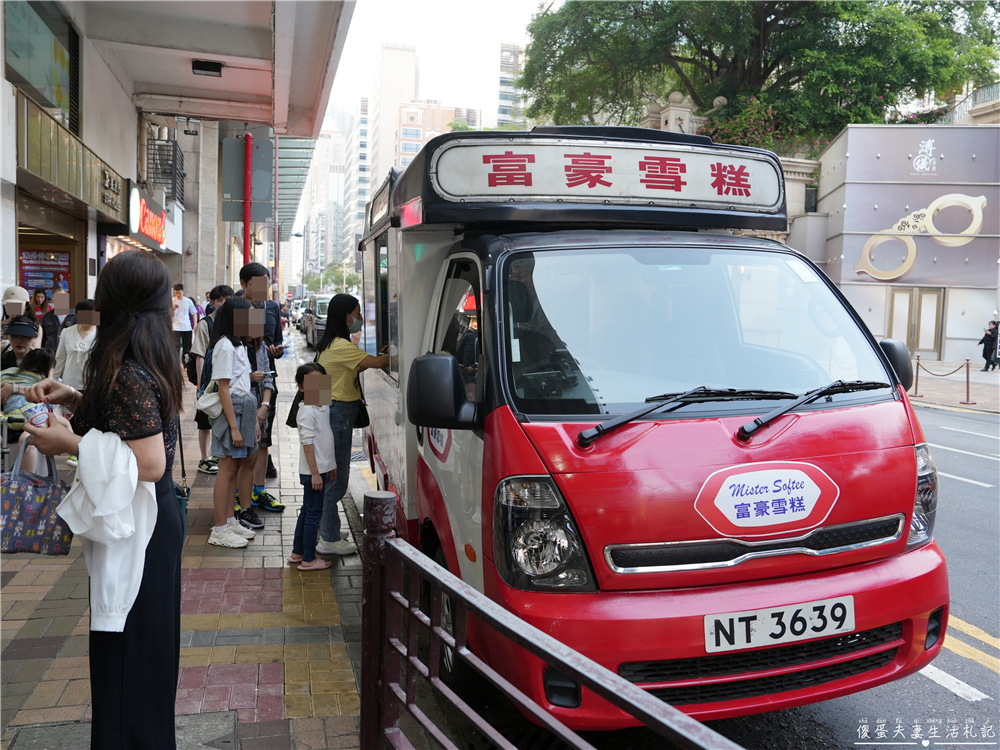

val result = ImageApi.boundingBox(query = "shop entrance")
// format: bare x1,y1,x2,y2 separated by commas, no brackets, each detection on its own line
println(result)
888,286,944,360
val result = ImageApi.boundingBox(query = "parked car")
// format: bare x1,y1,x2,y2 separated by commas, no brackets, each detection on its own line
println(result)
303,294,332,348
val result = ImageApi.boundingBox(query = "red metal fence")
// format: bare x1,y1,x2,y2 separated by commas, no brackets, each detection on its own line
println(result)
360,490,746,750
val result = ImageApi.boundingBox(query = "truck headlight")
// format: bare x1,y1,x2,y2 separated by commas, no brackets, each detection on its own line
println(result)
906,444,938,552
494,477,596,591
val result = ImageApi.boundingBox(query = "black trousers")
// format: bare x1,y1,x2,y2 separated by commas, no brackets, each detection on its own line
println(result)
89,473,183,749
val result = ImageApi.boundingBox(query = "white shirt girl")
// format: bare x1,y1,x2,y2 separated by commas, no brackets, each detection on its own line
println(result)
210,338,251,396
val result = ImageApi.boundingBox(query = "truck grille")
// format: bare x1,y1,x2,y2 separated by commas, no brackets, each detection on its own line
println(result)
606,515,904,573
620,623,902,683
646,649,897,706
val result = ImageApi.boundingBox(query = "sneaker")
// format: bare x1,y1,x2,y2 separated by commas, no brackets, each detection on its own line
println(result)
198,458,219,474
251,489,285,512
316,539,356,556
228,519,256,540
265,455,278,479
209,526,249,548
237,506,264,530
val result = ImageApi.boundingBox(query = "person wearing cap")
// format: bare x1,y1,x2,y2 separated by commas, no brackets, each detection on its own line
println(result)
1,314,42,474
1,315,40,370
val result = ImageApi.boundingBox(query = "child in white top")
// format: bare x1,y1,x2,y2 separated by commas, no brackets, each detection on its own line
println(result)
207,298,269,549
287,362,339,570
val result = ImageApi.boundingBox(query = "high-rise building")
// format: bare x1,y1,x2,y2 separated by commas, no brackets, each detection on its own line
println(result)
498,43,526,128
370,44,419,186
342,98,369,267
392,102,482,171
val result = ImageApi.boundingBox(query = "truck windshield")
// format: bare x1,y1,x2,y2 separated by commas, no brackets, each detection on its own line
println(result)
502,246,890,416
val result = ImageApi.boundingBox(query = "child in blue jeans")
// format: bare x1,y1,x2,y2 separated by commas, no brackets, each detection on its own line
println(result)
288,362,336,570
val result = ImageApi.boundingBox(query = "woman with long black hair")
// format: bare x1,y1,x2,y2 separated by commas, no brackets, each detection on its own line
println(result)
315,294,387,554
24,250,184,749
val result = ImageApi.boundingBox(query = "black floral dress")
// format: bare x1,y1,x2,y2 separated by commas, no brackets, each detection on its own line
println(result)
74,360,182,749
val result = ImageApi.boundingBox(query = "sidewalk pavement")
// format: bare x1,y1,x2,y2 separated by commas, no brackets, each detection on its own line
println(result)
906,360,1000,414
1,347,376,750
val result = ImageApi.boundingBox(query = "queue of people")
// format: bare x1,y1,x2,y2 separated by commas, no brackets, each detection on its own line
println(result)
0,256,387,749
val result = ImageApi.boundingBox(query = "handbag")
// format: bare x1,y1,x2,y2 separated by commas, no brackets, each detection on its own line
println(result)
173,418,189,539
196,381,222,419
355,380,370,429
0,436,73,555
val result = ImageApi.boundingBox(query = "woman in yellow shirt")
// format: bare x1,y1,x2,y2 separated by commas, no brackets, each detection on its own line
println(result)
314,294,388,553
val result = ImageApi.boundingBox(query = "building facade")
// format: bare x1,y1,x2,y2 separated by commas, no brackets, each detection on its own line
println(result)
816,124,999,362
497,43,525,128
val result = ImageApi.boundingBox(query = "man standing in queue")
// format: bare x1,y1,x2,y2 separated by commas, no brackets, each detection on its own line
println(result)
236,263,285,512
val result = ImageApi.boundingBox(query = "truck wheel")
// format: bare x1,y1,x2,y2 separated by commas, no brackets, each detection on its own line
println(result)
432,546,490,705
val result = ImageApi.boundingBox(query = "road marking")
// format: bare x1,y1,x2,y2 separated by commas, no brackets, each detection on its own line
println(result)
950,617,1000,651
943,636,1000,675
927,443,1000,461
940,426,1000,440
919,664,992,702
938,472,995,488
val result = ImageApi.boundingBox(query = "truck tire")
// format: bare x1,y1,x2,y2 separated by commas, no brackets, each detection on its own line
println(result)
432,546,490,706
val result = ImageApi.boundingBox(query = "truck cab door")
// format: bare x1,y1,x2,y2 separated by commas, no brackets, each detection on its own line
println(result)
418,256,486,591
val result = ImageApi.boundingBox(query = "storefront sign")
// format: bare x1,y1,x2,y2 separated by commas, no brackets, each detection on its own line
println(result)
127,181,166,250
19,250,71,297
101,168,122,213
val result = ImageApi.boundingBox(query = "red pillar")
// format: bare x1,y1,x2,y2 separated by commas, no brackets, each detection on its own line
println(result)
243,132,253,265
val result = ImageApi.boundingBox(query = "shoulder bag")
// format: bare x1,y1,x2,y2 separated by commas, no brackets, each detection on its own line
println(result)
0,435,73,555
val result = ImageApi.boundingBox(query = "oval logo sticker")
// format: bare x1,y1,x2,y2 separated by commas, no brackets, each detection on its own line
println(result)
427,427,452,462
694,461,840,538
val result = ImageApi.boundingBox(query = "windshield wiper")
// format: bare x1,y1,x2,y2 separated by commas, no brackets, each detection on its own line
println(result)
577,387,798,448
736,380,891,442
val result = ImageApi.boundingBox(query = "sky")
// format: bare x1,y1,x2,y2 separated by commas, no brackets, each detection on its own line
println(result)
327,0,546,128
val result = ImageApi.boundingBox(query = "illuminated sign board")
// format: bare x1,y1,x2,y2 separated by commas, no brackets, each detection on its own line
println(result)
429,138,784,213
127,181,166,250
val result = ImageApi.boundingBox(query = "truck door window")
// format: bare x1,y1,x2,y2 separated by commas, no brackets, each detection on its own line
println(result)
434,259,481,402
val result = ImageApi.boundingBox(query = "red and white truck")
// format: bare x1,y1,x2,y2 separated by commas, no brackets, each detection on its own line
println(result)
356,126,948,727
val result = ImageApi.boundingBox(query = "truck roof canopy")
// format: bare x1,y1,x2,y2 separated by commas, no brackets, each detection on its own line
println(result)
375,127,787,233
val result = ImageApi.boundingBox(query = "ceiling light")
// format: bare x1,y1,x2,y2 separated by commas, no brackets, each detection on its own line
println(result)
192,60,224,77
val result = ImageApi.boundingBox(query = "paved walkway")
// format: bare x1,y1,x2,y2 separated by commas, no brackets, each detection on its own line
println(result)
906,360,999,413
1,345,373,750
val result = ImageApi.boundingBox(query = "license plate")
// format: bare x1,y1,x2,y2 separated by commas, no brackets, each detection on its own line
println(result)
704,595,855,653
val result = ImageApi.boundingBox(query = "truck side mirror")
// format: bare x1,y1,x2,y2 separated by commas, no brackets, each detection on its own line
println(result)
407,354,477,429
879,339,913,391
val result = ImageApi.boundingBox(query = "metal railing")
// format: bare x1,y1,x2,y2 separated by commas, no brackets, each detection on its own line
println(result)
360,490,745,750
939,81,1000,124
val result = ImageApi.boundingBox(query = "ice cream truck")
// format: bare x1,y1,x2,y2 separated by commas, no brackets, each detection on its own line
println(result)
356,126,948,727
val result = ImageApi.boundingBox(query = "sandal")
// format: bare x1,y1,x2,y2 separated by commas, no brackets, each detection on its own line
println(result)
298,558,332,571
287,553,303,564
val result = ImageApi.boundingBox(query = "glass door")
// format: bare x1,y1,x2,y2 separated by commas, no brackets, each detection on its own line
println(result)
888,287,943,359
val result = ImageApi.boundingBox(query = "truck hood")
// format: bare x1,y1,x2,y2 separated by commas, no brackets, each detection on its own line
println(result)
520,401,917,591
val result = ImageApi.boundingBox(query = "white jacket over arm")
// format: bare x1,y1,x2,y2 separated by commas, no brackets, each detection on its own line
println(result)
57,429,157,632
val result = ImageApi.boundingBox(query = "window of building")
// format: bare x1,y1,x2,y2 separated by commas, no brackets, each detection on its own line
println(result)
401,127,422,140
4,1,80,134
401,142,420,154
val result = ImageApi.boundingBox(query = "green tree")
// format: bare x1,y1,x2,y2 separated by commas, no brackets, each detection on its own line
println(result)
521,1,999,142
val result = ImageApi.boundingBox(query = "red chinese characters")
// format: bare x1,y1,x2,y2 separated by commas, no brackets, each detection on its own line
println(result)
482,151,535,187
711,163,752,197
564,152,612,188
638,155,687,191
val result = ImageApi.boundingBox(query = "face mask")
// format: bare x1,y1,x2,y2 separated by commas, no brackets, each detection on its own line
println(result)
349,315,363,333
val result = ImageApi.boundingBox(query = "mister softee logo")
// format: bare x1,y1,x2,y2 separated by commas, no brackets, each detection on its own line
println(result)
694,461,840,537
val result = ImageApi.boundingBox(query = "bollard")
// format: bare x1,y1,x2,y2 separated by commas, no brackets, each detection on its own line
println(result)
961,358,976,405
360,490,397,750
912,354,922,398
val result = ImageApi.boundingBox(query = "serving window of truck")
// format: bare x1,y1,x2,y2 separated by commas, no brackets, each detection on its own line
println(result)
358,127,947,727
